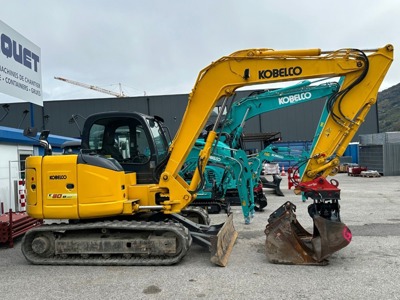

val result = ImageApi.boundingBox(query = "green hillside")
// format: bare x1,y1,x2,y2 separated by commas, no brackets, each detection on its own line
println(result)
378,83,400,132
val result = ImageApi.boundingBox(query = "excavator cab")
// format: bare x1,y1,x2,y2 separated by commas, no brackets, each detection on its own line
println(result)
81,112,169,184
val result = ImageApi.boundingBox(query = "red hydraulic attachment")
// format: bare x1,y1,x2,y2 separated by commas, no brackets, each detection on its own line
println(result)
265,176,352,265
297,176,341,201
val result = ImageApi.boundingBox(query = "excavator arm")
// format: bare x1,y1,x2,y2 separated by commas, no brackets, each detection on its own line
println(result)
301,50,393,181
160,45,394,215
262,46,393,265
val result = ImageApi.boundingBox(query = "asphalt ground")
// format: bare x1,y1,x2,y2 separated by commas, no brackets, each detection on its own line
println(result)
1,173,399,300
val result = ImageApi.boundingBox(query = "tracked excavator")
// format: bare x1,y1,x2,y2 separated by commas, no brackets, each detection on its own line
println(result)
22,44,393,267
182,81,339,220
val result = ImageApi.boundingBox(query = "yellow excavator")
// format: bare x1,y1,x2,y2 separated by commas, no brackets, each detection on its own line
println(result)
22,44,393,266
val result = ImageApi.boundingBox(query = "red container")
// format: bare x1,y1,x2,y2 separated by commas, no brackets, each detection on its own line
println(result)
348,166,368,175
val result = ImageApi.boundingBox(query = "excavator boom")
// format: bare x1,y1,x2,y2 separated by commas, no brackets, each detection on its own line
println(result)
161,45,393,215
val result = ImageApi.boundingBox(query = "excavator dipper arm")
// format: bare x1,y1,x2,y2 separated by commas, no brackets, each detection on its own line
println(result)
263,45,393,264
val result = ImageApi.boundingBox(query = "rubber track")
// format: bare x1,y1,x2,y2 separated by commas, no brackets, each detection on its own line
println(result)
21,220,191,266
181,206,212,224
190,201,225,214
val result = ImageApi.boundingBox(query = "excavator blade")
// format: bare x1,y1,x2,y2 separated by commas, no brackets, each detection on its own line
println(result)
170,212,238,266
209,213,238,267
264,201,351,265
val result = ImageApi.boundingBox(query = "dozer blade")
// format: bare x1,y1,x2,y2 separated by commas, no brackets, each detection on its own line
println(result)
170,212,238,267
209,213,238,267
264,201,351,265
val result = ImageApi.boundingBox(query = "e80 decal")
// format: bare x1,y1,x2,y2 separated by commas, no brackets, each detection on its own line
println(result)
47,193,76,199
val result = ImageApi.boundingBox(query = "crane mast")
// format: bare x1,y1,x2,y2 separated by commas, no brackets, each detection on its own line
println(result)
54,76,126,98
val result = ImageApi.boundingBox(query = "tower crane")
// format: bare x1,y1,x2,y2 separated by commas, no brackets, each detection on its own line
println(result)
54,76,126,98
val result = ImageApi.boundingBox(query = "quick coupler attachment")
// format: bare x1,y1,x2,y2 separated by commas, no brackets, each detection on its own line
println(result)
264,201,352,265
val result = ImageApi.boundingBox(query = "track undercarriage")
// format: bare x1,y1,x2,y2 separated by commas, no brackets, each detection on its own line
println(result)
21,207,237,267
22,220,191,266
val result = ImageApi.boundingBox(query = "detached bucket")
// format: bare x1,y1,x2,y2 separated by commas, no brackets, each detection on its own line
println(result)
264,201,351,265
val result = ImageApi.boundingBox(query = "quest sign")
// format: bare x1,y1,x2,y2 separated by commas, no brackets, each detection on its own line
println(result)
0,20,42,106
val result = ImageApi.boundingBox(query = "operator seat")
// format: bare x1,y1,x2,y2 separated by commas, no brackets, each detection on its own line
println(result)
102,132,123,160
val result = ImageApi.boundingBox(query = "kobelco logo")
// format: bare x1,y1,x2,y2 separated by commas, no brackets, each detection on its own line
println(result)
49,175,67,180
278,92,312,105
259,66,302,79
209,155,221,162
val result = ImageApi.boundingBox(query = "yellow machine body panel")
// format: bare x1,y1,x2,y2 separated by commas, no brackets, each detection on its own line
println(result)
127,184,157,207
42,155,78,219
26,155,128,219
26,155,78,219
76,162,127,218
25,156,45,219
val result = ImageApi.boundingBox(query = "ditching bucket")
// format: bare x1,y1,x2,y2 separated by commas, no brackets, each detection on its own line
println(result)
264,201,352,265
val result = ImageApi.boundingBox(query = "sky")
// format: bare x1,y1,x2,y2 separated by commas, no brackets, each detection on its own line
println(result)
0,0,399,101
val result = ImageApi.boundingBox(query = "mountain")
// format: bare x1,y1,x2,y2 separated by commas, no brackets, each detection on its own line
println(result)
378,83,400,132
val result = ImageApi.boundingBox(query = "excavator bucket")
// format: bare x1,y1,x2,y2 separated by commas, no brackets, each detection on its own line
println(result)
264,201,351,265
210,213,238,266
260,175,284,196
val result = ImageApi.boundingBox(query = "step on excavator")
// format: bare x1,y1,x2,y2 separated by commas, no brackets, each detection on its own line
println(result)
22,44,393,266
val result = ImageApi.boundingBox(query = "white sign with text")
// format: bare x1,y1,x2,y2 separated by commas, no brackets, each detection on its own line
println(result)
0,20,42,106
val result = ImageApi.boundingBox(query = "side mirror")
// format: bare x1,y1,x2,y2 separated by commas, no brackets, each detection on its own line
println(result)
23,127,38,138
39,130,52,156
24,128,52,156
39,130,50,141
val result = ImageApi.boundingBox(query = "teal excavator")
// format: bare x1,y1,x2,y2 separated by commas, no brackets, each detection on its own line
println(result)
181,80,339,223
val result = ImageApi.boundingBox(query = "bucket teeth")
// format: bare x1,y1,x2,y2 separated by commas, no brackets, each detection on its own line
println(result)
265,201,351,265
